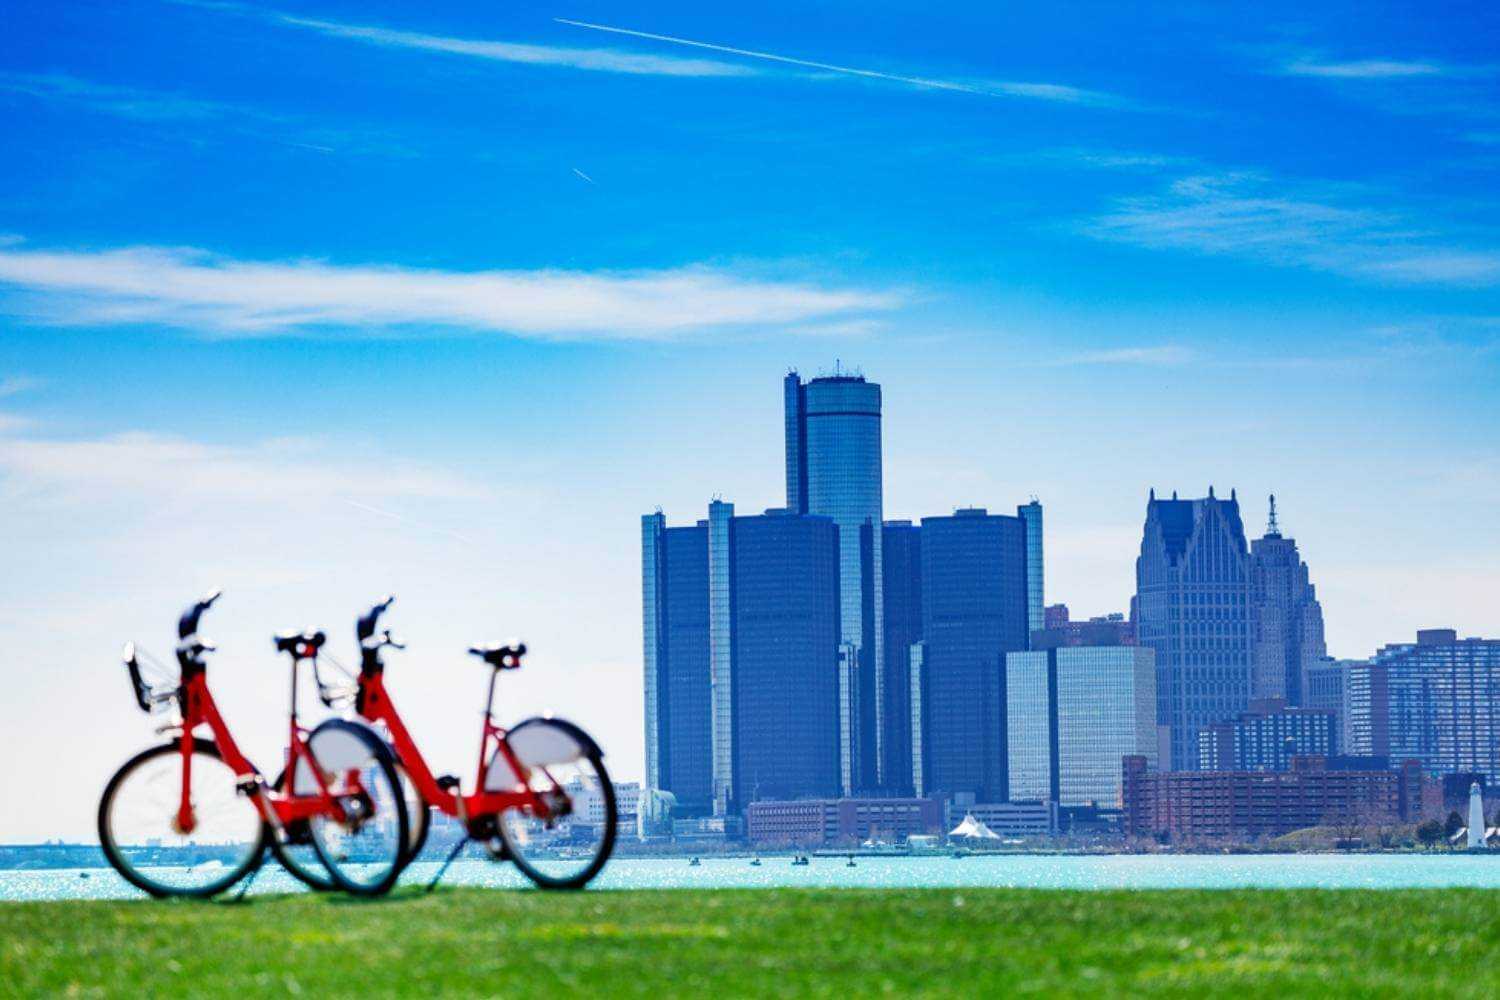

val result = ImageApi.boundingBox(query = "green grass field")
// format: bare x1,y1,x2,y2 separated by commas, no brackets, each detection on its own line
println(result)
4,888,1498,997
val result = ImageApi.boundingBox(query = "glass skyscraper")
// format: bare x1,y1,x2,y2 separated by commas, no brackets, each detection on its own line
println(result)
641,513,713,815
785,370,886,789
917,507,1032,802
646,501,842,817
1007,644,1157,808
1375,629,1500,777
881,520,922,796
1133,488,1254,771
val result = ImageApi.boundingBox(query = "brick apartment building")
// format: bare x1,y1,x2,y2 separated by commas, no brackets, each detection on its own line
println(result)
1122,755,1430,842
745,798,942,847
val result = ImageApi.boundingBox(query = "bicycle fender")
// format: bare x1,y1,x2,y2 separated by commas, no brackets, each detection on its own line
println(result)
293,717,397,795
484,716,602,791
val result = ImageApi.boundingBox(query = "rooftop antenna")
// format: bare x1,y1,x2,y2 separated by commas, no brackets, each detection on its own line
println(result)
1266,494,1281,537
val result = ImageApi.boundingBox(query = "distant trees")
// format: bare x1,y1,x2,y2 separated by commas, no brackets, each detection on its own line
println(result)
1444,811,1465,841
1416,820,1444,850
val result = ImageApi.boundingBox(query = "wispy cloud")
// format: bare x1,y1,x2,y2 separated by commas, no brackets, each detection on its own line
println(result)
0,376,40,399
0,240,902,339
554,18,1133,108
1083,173,1500,287
0,72,259,123
1280,59,1448,80
1047,346,1196,366
0,430,482,504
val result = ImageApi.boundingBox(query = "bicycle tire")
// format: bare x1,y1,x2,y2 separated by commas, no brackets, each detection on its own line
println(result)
497,746,616,891
98,739,267,899
268,768,336,892
302,721,410,896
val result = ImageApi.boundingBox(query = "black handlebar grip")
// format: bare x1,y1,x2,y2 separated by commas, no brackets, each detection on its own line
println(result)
177,590,222,639
357,595,395,641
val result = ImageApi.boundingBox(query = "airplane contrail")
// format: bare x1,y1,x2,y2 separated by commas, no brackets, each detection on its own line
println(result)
552,18,1118,106
571,167,596,184
554,17,982,95
343,498,475,544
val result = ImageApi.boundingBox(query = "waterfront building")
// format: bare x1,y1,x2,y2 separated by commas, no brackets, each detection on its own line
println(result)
785,370,887,788
1006,643,1157,807
917,507,1036,802
645,501,842,817
941,798,1054,839
1133,488,1255,771
1248,496,1327,704
1030,606,1135,649
744,797,942,847
1372,629,1500,777
1196,698,1335,772
881,520,922,795
1121,754,1425,842
641,513,713,815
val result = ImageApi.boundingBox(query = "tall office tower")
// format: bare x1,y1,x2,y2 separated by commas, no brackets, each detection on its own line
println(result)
881,520,923,795
917,507,1035,802
784,370,886,787
1006,642,1158,808
1373,629,1500,776
1196,698,1335,772
1133,488,1255,772
708,503,843,813
1248,496,1327,704
641,513,713,816
1341,660,1387,758
1020,500,1045,638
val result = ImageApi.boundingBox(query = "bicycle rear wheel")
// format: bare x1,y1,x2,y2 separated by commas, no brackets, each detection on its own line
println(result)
268,769,336,892
494,722,616,890
98,740,267,898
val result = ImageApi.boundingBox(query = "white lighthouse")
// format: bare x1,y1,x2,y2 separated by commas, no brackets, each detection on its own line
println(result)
1467,782,1486,850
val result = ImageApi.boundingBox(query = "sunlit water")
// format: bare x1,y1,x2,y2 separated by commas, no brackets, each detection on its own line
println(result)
5,854,1500,902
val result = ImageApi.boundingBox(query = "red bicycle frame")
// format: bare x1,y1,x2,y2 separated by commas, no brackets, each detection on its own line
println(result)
173,669,350,836
354,670,554,833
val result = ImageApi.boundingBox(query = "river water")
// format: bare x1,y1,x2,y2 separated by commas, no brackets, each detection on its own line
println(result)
5,853,1500,902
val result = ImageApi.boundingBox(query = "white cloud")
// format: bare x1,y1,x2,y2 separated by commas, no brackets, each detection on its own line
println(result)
0,430,481,504
554,18,1134,108
1047,346,1196,366
277,15,757,78
1083,173,1500,288
0,72,264,122
1281,59,1447,79
0,242,902,339
0,375,40,398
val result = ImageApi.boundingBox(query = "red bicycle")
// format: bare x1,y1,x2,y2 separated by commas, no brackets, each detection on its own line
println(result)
340,597,616,889
97,592,411,898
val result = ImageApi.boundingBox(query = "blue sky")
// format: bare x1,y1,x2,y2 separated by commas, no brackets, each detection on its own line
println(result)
2,1,1498,838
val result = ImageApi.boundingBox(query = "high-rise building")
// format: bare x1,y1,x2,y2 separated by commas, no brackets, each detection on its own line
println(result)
1248,496,1327,704
881,520,922,795
1372,629,1500,777
721,507,842,809
1133,488,1255,771
641,513,713,815
647,501,842,817
916,507,1035,802
1305,658,1357,750
1196,698,1335,772
785,370,887,788
1007,643,1157,807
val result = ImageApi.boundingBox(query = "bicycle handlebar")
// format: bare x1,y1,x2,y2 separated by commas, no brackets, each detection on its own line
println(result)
356,595,395,641
177,589,222,640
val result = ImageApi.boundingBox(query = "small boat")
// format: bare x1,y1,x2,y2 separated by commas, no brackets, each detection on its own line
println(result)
688,857,701,867
750,857,762,867
78,872,90,879
792,855,810,866
846,855,857,868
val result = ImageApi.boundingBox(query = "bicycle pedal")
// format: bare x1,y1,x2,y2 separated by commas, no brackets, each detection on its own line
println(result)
435,774,461,792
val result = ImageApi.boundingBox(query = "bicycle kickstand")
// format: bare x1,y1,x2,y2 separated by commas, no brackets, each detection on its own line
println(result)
230,859,265,904
426,837,469,893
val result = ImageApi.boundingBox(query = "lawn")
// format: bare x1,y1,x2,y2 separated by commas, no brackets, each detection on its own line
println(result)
3,887,1497,996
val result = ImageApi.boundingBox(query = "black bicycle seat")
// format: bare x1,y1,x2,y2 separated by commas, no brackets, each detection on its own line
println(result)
274,630,326,659
467,642,526,670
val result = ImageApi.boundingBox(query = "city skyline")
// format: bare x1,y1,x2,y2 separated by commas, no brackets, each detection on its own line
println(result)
2,1,1498,842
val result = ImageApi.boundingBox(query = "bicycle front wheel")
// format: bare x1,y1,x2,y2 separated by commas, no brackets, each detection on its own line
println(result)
495,723,616,890
301,722,409,896
98,740,267,898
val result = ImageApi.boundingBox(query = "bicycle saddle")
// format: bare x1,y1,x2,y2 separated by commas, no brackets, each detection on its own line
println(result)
468,641,526,670
274,630,326,659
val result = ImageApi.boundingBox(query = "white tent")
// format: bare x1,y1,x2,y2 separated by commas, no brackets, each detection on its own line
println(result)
948,813,1001,840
